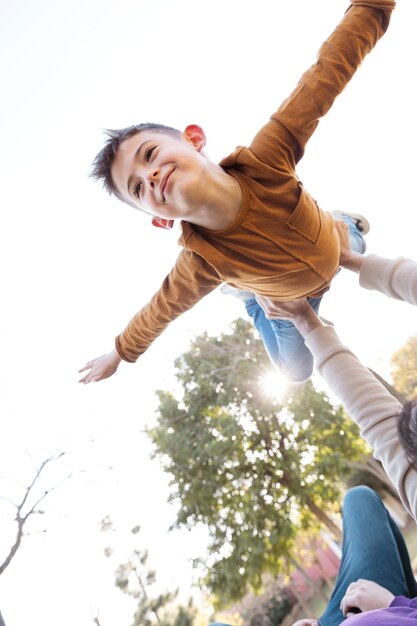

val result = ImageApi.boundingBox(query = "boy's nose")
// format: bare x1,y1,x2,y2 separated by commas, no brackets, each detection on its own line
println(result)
146,167,159,189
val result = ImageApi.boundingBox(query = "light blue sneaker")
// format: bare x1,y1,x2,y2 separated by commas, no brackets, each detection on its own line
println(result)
332,210,370,235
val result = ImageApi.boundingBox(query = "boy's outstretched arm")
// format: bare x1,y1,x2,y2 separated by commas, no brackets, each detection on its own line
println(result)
78,348,122,384
79,250,222,382
114,250,221,364
251,0,395,168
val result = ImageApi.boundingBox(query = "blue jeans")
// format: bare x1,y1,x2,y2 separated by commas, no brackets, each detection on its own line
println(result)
209,487,417,626
319,486,417,626
245,214,366,383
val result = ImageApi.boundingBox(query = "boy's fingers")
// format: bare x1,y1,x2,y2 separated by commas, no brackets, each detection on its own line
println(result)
79,371,95,383
78,362,94,373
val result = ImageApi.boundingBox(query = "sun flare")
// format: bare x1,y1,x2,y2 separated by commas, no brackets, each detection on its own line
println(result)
261,370,288,400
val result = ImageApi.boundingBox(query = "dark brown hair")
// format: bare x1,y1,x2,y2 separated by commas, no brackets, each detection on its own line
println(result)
398,400,417,470
90,123,181,200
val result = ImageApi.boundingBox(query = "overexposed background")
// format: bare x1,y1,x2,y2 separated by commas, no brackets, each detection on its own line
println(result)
0,0,416,624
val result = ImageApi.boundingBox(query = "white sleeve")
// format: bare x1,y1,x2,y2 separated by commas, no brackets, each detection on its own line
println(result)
305,325,417,520
359,254,417,305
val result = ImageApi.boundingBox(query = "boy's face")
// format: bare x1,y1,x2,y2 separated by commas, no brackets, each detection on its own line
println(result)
111,125,209,220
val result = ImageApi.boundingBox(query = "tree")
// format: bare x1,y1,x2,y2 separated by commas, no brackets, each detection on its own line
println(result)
0,452,72,576
390,335,417,400
102,522,200,626
148,319,370,603
228,576,294,626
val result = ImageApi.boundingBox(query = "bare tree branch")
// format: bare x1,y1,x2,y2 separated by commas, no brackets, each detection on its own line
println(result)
0,452,70,576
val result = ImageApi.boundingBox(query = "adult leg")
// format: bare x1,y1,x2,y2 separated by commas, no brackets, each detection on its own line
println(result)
319,485,415,626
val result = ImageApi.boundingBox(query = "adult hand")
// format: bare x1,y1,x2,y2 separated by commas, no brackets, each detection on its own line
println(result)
256,295,312,321
256,295,323,338
78,349,122,383
334,218,363,273
340,579,394,617
291,619,319,626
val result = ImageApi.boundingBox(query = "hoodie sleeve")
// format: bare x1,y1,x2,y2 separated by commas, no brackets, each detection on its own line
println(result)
304,325,417,521
359,255,417,306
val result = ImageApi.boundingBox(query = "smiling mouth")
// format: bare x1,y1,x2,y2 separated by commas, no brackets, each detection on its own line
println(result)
161,169,174,202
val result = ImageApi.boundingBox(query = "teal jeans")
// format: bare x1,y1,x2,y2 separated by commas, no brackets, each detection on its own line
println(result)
209,487,417,626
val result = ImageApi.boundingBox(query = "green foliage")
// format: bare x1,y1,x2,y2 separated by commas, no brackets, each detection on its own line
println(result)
114,528,198,626
170,603,197,626
149,319,368,603
391,335,417,399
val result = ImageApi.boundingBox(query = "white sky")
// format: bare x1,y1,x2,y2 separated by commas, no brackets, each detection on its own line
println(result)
1,0,416,624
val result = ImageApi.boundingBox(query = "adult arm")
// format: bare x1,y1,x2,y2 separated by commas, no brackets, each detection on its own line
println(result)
250,0,395,167
257,296,417,520
390,596,417,609
340,250,417,305
304,326,417,520
359,255,417,305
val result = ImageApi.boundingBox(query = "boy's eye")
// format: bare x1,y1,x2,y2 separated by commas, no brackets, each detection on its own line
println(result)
134,181,142,198
145,146,156,162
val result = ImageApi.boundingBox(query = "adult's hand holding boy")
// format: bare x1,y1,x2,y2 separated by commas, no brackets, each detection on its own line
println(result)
340,579,395,617
256,296,323,338
335,217,364,274
78,349,122,384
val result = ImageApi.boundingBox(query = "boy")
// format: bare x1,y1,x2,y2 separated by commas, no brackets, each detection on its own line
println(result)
79,0,395,385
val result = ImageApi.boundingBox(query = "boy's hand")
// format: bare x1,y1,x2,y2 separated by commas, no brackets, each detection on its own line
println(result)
340,579,394,617
291,619,318,626
78,349,122,384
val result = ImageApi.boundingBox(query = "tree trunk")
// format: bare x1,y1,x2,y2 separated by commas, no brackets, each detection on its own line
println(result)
288,582,312,616
315,556,336,593
291,557,328,604
305,496,342,542
0,520,24,576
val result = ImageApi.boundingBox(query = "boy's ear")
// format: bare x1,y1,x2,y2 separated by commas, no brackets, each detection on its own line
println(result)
182,124,206,151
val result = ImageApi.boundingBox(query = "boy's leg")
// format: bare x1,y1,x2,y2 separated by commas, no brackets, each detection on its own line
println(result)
268,295,322,383
265,213,367,382
244,296,280,364
246,294,321,382
220,286,280,364
224,213,367,382
318,486,415,626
